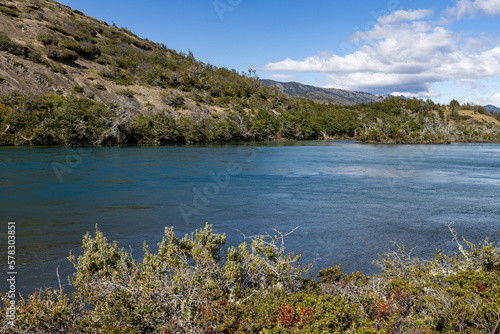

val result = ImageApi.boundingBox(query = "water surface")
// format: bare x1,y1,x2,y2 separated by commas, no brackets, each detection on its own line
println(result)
1,141,499,295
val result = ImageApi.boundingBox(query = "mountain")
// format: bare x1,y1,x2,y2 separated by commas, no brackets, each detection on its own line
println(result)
260,79,382,105
484,104,500,113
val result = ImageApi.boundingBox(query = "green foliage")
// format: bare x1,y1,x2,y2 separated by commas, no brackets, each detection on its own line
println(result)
99,68,134,85
45,46,78,63
92,83,106,90
36,32,59,46
1,91,499,146
58,39,100,60
0,3,19,17
462,103,488,115
161,92,185,109
317,264,343,283
72,85,84,93
450,110,472,121
1,224,499,333
49,64,67,74
116,88,135,98
130,112,183,144
0,31,30,57
450,99,460,109
0,92,123,145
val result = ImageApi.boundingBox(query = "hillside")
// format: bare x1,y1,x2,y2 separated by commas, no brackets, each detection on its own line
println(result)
0,0,286,118
260,79,382,105
0,0,499,146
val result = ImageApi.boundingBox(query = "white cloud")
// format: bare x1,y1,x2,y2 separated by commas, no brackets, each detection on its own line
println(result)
377,9,433,25
474,91,500,106
475,0,500,15
260,7,500,98
444,0,500,21
486,92,500,105
268,74,305,82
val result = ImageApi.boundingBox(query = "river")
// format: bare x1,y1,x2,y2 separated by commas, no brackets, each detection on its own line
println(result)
1,141,499,296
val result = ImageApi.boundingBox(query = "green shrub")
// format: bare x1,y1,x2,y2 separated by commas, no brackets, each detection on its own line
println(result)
26,49,51,67
95,57,111,65
0,32,29,57
99,68,133,85
116,88,135,98
47,24,71,36
72,85,84,93
92,83,106,90
161,92,185,109
36,32,59,46
0,222,499,332
50,65,67,74
450,110,472,121
58,40,100,60
0,4,19,17
45,46,79,63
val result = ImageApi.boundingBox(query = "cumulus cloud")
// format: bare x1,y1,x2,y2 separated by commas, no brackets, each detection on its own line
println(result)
260,5,500,98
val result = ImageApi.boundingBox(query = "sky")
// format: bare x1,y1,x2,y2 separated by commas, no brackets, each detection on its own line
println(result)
60,0,500,106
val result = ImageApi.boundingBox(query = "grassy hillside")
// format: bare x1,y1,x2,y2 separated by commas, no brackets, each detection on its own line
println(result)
0,0,499,145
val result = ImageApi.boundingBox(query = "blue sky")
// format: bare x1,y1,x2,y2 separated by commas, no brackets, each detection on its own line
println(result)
62,0,500,105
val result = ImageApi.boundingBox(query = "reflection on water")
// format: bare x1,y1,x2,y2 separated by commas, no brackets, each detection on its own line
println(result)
1,141,500,295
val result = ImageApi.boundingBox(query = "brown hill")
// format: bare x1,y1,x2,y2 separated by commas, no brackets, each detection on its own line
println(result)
0,0,275,118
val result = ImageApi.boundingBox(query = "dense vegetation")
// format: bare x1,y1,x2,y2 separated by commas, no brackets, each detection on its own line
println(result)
1,92,499,146
1,223,499,333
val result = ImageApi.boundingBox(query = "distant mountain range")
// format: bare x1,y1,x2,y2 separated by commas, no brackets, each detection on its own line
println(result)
484,105,500,113
260,79,382,105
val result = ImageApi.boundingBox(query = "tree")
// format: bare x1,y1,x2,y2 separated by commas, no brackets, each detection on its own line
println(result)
450,99,460,111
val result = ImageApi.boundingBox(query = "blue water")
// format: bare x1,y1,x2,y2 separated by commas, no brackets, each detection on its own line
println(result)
1,141,499,296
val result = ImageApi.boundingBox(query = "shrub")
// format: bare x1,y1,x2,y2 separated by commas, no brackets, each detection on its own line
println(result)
92,83,106,90
26,49,52,67
161,92,185,109
0,32,30,57
449,110,472,121
0,222,500,332
36,32,59,46
47,24,71,36
45,46,79,63
50,65,67,74
0,4,19,17
58,40,100,60
116,88,135,98
99,69,133,85
95,57,111,65
72,85,84,93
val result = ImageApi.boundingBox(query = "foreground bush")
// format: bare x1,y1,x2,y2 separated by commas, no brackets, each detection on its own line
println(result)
1,224,500,333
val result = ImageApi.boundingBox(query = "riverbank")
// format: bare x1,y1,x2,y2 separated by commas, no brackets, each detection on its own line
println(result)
1,93,500,146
